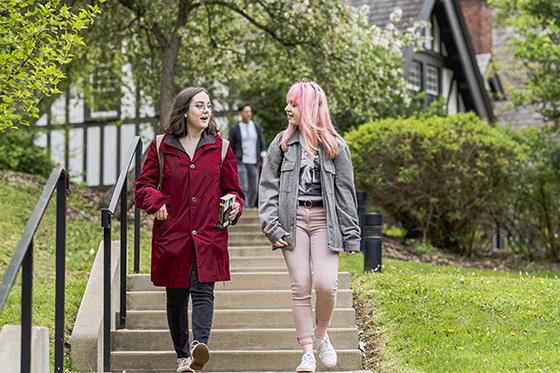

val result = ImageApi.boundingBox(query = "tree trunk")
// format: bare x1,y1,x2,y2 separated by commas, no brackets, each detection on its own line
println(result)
157,47,178,133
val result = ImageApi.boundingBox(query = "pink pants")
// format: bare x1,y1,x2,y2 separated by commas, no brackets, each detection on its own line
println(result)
282,206,339,346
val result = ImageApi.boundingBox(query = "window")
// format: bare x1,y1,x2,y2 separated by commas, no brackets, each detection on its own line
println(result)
87,64,121,119
408,61,422,91
425,64,439,96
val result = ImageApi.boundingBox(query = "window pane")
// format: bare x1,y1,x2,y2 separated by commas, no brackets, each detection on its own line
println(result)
408,61,422,91
425,64,439,95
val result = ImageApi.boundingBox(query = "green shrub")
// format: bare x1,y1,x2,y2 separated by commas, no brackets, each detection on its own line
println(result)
499,126,560,260
345,113,525,254
0,128,54,177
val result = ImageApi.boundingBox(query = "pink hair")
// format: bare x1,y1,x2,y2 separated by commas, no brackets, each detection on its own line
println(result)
281,80,341,160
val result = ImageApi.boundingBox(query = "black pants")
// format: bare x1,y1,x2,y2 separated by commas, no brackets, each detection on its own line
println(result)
166,263,215,358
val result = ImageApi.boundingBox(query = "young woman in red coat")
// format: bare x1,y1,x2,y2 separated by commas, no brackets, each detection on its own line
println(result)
135,87,245,373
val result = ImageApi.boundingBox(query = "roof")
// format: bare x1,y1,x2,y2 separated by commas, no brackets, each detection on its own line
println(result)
348,0,425,27
492,27,547,127
348,0,495,122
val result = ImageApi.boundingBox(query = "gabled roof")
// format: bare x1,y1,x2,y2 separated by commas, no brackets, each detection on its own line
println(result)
348,0,495,122
491,27,547,128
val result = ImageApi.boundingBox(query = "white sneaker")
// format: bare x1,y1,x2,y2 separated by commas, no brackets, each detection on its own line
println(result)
295,352,316,372
176,357,194,372
315,334,337,367
190,340,210,370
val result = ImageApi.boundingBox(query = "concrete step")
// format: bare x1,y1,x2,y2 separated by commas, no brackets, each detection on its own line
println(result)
228,246,277,256
127,272,350,291
239,208,259,216
229,240,273,247
106,371,370,373
127,289,353,310
229,232,269,242
229,224,264,233
112,328,358,351
230,266,286,273
235,217,261,225
230,256,285,268
111,349,363,371
122,308,356,330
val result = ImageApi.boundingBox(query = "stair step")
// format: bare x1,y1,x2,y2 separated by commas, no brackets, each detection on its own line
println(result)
229,256,285,268
106,371,370,373
127,289,353,310
228,247,277,256
229,240,273,247
111,349,363,371
122,308,356,330
229,232,269,241
128,272,350,291
234,217,261,225
112,328,358,351
229,224,264,232
230,266,286,273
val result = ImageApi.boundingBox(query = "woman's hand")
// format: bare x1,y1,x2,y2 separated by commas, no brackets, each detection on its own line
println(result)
346,251,357,256
273,238,288,248
228,201,241,221
155,204,168,220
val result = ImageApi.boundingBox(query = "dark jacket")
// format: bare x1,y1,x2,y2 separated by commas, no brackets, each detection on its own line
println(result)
135,132,245,288
228,121,266,164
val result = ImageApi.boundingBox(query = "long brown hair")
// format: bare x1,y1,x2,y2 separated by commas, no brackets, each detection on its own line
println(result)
163,87,217,137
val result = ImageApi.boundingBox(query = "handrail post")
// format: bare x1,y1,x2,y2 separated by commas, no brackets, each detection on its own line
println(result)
54,172,67,372
134,140,142,273
101,208,112,372
21,240,32,373
119,176,128,329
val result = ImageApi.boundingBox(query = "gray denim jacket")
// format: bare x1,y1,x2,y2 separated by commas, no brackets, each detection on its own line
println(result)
258,130,361,252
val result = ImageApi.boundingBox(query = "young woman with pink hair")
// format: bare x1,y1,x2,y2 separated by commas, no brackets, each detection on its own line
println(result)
258,80,361,372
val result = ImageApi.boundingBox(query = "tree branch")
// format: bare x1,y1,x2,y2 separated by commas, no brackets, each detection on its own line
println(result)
206,0,303,48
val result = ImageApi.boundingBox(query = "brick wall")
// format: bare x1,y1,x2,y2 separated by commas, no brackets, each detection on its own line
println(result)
459,0,492,54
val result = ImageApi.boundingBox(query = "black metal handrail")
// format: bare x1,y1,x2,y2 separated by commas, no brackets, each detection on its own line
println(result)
0,168,69,373
100,136,142,372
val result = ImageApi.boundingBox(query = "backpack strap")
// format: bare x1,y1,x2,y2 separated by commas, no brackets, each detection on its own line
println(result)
156,134,164,190
221,138,229,167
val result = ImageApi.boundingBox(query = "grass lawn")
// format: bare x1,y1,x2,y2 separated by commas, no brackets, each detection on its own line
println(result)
340,254,560,372
0,172,104,371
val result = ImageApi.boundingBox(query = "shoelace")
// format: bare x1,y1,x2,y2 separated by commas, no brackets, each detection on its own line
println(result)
302,353,315,364
319,338,335,353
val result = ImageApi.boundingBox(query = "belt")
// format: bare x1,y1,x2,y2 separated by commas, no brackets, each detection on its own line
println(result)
298,200,323,208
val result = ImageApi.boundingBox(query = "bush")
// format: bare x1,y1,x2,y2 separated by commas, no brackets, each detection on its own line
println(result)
499,126,560,260
0,128,55,177
345,113,524,254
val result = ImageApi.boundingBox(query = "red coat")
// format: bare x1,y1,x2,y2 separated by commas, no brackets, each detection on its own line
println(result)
135,132,245,288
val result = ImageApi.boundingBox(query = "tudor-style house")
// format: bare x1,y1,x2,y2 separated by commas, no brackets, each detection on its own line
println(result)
350,0,495,122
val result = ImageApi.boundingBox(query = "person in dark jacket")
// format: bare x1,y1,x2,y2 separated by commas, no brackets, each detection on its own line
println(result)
228,103,266,208
135,87,245,373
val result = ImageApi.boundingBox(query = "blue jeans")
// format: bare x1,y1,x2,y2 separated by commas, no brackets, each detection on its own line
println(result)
237,162,259,208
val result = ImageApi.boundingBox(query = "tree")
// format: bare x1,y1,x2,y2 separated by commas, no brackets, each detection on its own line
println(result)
73,1,423,132
490,0,560,128
0,0,103,131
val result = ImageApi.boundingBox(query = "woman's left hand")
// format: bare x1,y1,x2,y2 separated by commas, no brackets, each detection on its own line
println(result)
346,251,356,256
228,201,241,221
